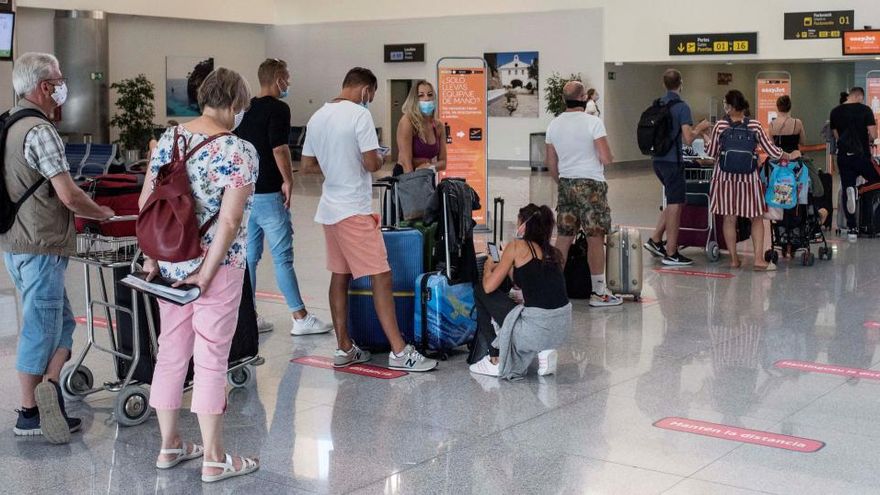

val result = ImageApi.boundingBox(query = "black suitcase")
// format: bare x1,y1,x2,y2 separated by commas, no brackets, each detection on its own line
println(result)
113,266,259,384
858,185,880,237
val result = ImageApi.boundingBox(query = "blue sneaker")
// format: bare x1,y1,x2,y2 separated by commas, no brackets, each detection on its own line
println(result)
13,409,41,436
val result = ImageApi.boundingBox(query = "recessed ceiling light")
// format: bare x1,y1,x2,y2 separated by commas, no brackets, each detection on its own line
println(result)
614,62,624,66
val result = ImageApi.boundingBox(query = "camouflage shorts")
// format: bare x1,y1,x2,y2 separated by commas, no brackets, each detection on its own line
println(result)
556,178,611,237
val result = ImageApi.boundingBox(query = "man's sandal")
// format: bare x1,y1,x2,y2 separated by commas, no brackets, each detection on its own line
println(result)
202,454,259,483
156,441,204,469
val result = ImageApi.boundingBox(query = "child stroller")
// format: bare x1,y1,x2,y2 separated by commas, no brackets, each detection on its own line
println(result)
763,160,831,266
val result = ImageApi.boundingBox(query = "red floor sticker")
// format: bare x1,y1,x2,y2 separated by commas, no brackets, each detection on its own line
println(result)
654,417,824,453
864,321,880,329
775,359,880,381
74,316,113,329
654,268,735,279
291,356,408,379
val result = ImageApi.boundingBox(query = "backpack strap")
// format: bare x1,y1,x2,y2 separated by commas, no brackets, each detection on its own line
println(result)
1,109,53,205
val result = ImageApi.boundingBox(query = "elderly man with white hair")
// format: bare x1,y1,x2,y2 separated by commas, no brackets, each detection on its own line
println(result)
1,52,114,444
545,80,622,307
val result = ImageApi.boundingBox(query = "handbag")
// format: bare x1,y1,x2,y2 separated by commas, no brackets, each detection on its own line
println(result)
396,168,437,220
564,231,591,299
137,128,230,262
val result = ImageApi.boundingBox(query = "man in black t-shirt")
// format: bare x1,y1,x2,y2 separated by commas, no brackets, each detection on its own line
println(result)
830,86,879,241
235,58,332,336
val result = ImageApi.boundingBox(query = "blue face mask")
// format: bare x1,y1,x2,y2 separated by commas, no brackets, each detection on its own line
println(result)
419,100,436,115
360,88,370,109
278,81,289,99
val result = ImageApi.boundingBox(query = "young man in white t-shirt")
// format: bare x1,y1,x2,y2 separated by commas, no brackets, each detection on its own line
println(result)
301,67,437,372
545,81,622,307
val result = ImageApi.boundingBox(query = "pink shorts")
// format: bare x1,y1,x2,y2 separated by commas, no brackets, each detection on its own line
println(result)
323,214,390,279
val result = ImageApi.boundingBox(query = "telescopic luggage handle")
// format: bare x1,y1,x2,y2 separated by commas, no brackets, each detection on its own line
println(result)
493,197,505,244
372,180,401,228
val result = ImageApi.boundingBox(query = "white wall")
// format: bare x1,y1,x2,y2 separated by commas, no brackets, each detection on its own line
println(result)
2,9,267,139
19,0,275,24
268,9,604,161
273,0,880,62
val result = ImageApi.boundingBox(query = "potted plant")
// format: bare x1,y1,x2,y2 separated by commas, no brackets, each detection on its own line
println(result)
110,74,156,163
544,72,583,117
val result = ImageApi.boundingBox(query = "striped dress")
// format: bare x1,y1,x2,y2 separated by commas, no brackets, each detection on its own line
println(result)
707,119,783,218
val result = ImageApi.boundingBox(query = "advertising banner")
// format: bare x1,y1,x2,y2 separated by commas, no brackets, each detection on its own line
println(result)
756,78,791,129
843,30,880,56
437,63,488,224
867,73,880,128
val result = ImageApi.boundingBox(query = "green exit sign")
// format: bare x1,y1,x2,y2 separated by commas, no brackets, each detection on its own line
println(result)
90,72,104,81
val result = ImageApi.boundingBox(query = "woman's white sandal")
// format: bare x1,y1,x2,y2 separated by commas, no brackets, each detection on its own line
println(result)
201,453,259,483
155,441,204,469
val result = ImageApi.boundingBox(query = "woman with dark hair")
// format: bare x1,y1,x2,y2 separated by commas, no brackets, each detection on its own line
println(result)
707,90,800,270
469,204,572,380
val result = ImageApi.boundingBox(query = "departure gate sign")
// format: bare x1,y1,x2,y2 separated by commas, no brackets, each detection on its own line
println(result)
669,33,757,56
784,11,853,40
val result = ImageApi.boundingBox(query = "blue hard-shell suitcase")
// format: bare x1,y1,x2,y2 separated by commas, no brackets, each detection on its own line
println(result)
347,183,424,351
414,272,477,351
413,187,477,353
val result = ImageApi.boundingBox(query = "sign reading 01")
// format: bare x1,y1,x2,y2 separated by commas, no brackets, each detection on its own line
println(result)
383,43,425,63
669,33,758,56
784,11,853,40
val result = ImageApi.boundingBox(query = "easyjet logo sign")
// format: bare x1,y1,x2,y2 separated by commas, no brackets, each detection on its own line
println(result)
843,30,880,55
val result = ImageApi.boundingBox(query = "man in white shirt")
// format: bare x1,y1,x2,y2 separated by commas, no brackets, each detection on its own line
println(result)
301,67,437,372
545,81,622,307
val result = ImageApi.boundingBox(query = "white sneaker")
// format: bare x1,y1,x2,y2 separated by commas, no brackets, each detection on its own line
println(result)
847,228,858,243
537,350,558,376
256,316,274,334
388,345,438,372
589,291,624,307
469,355,500,377
333,344,371,368
846,187,857,215
291,314,333,336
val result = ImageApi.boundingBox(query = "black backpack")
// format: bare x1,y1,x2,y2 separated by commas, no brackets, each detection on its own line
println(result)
718,118,759,174
637,98,682,157
564,231,591,299
0,108,52,234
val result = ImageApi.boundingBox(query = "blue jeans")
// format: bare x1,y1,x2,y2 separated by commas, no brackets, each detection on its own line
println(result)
247,192,305,312
4,253,76,375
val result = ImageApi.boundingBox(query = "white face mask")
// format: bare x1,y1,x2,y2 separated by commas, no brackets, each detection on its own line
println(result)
51,82,68,106
232,109,246,130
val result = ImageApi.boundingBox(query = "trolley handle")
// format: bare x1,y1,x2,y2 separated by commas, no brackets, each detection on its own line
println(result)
106,215,138,223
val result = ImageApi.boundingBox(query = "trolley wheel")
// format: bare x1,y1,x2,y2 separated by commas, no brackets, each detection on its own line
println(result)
228,365,256,388
825,248,833,260
706,241,720,263
764,250,779,264
802,251,815,267
115,385,151,427
818,246,829,260
60,365,93,402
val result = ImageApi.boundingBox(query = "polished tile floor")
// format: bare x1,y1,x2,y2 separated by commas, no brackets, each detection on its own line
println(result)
2,161,880,494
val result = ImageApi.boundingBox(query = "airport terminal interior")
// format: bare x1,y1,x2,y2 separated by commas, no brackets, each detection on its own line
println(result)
2,1,880,494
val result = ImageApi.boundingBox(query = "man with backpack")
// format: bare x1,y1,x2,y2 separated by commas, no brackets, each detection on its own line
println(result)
641,69,711,265
1,53,114,444
830,86,879,242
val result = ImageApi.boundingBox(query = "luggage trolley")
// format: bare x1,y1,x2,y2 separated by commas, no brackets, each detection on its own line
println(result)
670,163,722,262
63,221,260,427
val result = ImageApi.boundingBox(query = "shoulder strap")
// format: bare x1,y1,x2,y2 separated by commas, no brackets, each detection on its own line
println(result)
183,131,232,161
526,240,538,260
1,109,52,204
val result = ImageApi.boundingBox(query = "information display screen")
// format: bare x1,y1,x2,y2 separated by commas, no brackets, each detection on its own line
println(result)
0,13,13,61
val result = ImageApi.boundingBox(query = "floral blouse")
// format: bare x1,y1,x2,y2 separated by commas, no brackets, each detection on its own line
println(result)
149,126,258,280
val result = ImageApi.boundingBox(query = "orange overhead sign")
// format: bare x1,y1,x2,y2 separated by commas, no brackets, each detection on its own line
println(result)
756,78,791,129
843,30,880,55
438,66,488,224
